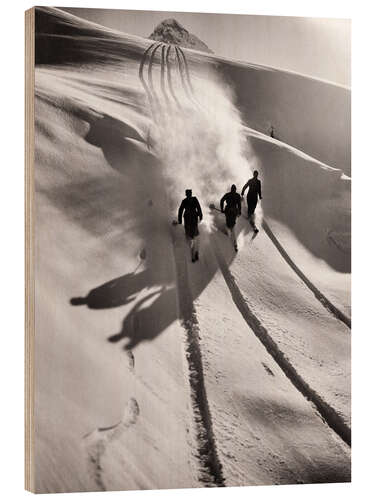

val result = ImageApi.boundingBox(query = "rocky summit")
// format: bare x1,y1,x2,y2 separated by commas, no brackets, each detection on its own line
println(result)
149,18,213,53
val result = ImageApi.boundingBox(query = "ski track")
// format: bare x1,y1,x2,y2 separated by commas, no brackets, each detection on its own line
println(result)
160,45,170,108
138,42,157,116
175,46,195,108
138,41,350,485
223,206,352,329
147,43,162,108
262,219,351,329
237,208,350,330
139,43,225,486
176,46,196,98
166,45,182,109
175,47,189,97
171,228,225,487
211,234,351,447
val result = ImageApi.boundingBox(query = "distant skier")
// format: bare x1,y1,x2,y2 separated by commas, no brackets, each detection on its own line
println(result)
178,189,203,262
220,184,242,252
241,170,262,233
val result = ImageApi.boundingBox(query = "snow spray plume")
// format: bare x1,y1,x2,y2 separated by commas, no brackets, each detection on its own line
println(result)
149,67,258,229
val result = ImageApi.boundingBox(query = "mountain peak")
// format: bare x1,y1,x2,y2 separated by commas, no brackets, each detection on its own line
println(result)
149,18,213,53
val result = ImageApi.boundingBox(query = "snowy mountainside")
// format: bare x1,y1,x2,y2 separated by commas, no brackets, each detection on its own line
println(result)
32,7,351,493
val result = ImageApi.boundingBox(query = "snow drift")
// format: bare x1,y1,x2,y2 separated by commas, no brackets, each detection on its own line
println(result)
31,7,351,493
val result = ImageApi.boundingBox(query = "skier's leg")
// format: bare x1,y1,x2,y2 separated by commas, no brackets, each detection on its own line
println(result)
232,226,238,251
249,213,259,232
229,225,238,251
190,238,195,261
224,214,230,237
194,236,200,261
247,198,258,231
190,236,200,262
247,206,254,226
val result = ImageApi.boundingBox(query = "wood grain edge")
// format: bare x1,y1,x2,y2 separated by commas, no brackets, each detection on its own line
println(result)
25,6,35,493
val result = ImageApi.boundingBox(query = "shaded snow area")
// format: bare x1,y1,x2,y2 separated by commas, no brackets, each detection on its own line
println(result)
33,7,351,493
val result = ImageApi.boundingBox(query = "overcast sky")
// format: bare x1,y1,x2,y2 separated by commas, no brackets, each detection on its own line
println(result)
62,7,350,86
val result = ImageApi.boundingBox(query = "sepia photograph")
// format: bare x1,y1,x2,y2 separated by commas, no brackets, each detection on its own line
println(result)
25,4,351,494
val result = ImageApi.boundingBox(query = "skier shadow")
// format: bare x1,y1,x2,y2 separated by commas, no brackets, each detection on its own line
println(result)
70,204,253,351
69,221,178,351
70,269,150,310
71,274,177,350
107,286,177,350
68,113,253,351
66,112,181,350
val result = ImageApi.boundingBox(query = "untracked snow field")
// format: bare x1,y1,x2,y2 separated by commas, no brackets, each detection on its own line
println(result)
32,7,351,493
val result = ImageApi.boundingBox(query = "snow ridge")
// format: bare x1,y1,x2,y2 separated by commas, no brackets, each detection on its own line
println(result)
212,237,351,447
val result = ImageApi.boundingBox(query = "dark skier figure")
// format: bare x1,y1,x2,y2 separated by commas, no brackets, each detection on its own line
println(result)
178,189,203,262
220,184,242,252
241,170,262,233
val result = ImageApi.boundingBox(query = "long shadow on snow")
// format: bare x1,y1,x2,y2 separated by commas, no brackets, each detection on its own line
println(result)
67,112,250,350
35,7,147,66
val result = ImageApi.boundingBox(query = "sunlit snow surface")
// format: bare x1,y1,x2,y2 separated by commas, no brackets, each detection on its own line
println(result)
33,7,351,493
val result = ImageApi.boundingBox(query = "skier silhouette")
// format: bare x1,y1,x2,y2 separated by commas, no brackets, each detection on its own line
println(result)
178,189,203,262
220,184,242,252
241,170,262,233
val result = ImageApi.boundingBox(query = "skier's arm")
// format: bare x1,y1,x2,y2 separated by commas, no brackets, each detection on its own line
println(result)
196,198,203,221
220,194,226,213
237,195,242,216
241,181,249,197
178,200,185,224
258,181,262,200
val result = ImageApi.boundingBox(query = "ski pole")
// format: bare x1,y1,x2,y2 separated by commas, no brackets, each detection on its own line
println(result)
208,203,223,213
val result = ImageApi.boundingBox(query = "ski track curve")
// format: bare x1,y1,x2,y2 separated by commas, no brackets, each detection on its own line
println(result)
262,219,351,329
175,46,189,96
160,44,170,108
175,46,195,108
138,47,225,485
147,42,163,107
211,234,351,447
165,45,181,109
137,39,351,476
138,42,157,117
235,208,350,330
139,43,194,115
176,47,196,98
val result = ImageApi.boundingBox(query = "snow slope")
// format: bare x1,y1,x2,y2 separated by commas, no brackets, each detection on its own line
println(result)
218,59,351,176
32,7,351,493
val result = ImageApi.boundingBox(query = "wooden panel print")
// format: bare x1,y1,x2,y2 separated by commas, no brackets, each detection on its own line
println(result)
25,6,351,493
